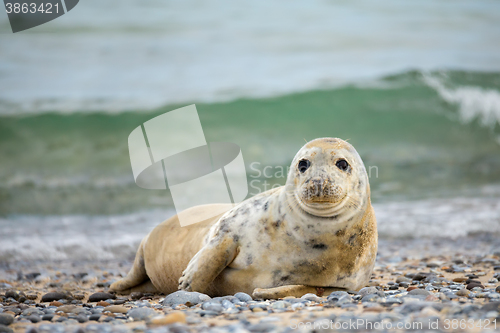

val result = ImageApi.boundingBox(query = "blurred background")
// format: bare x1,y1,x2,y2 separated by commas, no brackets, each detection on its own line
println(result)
1,0,500,263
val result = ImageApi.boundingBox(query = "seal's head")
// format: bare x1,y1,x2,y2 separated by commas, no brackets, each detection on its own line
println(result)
285,138,370,218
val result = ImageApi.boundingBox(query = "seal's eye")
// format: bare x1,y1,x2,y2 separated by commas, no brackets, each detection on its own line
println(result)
298,159,311,173
336,159,349,171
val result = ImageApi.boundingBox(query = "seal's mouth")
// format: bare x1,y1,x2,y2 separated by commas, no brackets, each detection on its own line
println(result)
294,192,348,218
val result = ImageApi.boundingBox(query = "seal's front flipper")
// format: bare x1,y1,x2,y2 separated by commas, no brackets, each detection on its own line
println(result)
178,229,238,294
252,285,344,299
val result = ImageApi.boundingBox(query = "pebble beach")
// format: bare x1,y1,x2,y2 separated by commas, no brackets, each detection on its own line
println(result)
1,236,500,333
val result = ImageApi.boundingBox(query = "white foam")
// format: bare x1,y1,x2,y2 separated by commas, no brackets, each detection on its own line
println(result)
424,74,500,128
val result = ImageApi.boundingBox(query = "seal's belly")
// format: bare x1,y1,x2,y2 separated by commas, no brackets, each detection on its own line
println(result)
220,241,371,293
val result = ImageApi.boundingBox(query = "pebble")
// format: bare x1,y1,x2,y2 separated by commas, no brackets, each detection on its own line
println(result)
271,301,289,309
0,325,14,333
41,292,68,302
127,307,156,321
103,305,128,314
396,276,411,283
201,302,223,313
49,301,63,307
358,287,379,297
89,314,102,321
148,312,186,326
301,293,321,302
88,292,116,302
234,292,252,302
456,288,470,297
96,301,110,307
0,314,13,326
361,294,380,302
27,314,41,323
408,289,431,296
42,313,54,321
162,291,211,306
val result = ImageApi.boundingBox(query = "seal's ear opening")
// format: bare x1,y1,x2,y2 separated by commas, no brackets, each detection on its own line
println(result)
298,159,311,173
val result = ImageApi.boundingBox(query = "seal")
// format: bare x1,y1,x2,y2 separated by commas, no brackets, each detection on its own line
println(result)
110,138,377,299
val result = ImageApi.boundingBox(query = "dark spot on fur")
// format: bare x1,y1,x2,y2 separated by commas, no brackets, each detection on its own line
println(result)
264,202,269,211
294,226,300,231
305,239,328,250
307,224,313,229
233,235,240,242
312,243,327,250
348,234,357,245
336,228,346,237
246,254,253,265
272,219,282,228
280,275,290,282
253,198,263,207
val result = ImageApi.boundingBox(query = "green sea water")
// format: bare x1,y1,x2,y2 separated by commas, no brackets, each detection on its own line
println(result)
1,70,499,216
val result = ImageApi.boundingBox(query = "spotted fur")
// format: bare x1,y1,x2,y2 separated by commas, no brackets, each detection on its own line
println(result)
110,138,378,299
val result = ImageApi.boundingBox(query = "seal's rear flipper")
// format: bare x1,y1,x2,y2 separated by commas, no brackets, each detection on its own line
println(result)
110,237,149,294
252,285,345,299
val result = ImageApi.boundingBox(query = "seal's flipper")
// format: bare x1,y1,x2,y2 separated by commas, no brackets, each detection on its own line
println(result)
252,285,345,299
178,230,238,294
110,237,149,294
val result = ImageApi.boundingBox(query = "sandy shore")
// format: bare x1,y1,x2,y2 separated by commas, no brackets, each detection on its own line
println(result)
1,235,500,333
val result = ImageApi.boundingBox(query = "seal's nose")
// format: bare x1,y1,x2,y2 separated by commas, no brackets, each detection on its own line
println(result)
310,177,325,197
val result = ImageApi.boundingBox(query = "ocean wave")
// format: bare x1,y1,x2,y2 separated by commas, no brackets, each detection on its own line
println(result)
423,73,500,129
